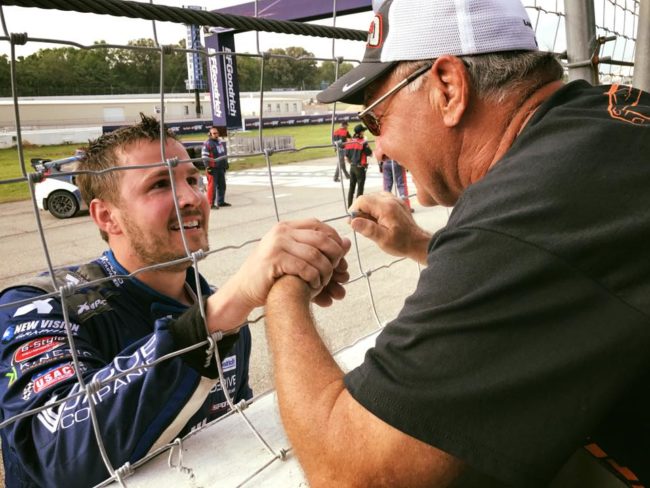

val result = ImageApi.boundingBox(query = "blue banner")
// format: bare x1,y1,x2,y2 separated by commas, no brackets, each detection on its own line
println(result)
185,20,206,91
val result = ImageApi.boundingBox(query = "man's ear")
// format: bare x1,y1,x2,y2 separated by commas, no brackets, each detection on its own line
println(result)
89,199,122,237
429,56,470,127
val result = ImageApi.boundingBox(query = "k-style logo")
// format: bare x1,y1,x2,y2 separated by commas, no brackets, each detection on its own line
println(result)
13,336,66,363
367,14,383,48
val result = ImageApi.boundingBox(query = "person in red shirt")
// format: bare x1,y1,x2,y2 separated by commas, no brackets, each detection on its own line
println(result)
332,121,351,182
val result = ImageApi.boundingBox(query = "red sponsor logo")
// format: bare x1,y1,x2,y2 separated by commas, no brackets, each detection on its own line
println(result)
33,364,75,393
367,14,383,49
13,336,66,363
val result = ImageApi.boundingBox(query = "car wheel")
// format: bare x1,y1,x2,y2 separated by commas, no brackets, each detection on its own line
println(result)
47,190,79,219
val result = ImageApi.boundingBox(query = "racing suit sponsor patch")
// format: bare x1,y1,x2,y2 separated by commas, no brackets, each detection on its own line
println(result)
13,336,66,363
16,348,92,375
33,363,76,394
3,320,81,344
222,355,236,372
2,326,14,343
12,298,54,318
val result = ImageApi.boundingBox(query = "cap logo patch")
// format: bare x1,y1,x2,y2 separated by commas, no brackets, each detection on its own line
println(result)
367,14,383,48
342,77,367,93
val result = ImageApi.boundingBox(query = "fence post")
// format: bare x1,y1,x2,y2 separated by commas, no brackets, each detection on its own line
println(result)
633,0,650,91
564,0,599,84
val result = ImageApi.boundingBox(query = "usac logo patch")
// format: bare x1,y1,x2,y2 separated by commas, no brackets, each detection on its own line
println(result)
33,363,75,394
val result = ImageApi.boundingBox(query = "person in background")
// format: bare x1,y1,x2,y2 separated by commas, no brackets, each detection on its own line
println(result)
264,0,650,486
332,120,351,182
0,114,349,487
380,158,412,211
345,124,373,208
201,126,230,208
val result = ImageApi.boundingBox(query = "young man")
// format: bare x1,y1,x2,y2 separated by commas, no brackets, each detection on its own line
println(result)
0,115,349,487
332,120,351,181
344,124,372,207
265,0,650,486
201,126,230,208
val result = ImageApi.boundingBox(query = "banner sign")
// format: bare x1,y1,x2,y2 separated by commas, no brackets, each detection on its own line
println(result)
103,113,358,134
243,113,358,130
204,32,242,129
220,33,243,129
185,20,206,91
103,120,212,135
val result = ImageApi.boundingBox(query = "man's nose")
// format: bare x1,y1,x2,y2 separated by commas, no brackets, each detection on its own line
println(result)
176,178,203,208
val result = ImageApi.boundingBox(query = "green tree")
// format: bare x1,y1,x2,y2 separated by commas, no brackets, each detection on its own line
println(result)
69,42,119,95
15,47,79,96
235,55,262,92
0,55,11,97
263,47,318,90
317,60,355,88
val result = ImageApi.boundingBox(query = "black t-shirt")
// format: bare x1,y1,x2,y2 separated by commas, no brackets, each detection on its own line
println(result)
345,81,650,487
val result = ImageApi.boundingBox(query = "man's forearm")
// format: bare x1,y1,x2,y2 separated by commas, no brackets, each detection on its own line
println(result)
265,276,346,482
265,276,464,487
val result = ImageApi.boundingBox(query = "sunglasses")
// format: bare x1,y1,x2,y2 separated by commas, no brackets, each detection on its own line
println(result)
358,62,433,136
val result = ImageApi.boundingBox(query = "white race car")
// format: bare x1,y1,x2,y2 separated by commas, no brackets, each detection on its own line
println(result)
32,155,86,219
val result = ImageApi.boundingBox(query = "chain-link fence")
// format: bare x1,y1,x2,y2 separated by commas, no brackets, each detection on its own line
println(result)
0,0,647,486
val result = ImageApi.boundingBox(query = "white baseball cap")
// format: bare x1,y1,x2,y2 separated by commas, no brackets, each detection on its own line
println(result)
317,0,539,104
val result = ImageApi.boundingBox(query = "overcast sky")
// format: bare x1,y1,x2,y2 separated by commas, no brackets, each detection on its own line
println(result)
0,1,373,61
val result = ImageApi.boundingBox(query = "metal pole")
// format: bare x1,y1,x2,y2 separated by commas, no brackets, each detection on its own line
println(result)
633,0,650,91
194,87,201,118
564,0,598,84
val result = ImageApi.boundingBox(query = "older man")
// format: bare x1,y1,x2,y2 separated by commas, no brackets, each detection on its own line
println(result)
0,115,348,487
265,0,650,486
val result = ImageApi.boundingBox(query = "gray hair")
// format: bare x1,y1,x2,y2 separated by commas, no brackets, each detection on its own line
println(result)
395,50,564,103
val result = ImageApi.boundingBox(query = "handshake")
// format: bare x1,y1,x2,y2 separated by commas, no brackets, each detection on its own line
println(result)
205,192,429,334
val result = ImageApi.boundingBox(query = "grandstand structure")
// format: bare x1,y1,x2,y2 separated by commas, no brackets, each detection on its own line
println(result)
0,0,648,486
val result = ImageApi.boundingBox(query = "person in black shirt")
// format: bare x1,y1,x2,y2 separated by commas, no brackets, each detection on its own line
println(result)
344,124,373,207
263,0,650,486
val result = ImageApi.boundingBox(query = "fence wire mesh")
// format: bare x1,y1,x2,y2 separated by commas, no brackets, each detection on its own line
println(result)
0,0,641,486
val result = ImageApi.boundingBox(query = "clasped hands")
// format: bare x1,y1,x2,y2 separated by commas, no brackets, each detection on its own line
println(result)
207,193,429,333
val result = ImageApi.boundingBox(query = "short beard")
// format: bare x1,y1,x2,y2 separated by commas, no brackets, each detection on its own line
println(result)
122,213,209,273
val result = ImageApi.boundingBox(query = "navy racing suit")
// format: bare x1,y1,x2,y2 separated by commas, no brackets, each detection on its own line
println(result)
0,251,252,487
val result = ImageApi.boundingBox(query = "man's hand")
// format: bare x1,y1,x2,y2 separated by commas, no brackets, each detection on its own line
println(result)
349,192,431,264
206,219,350,333
236,219,351,305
